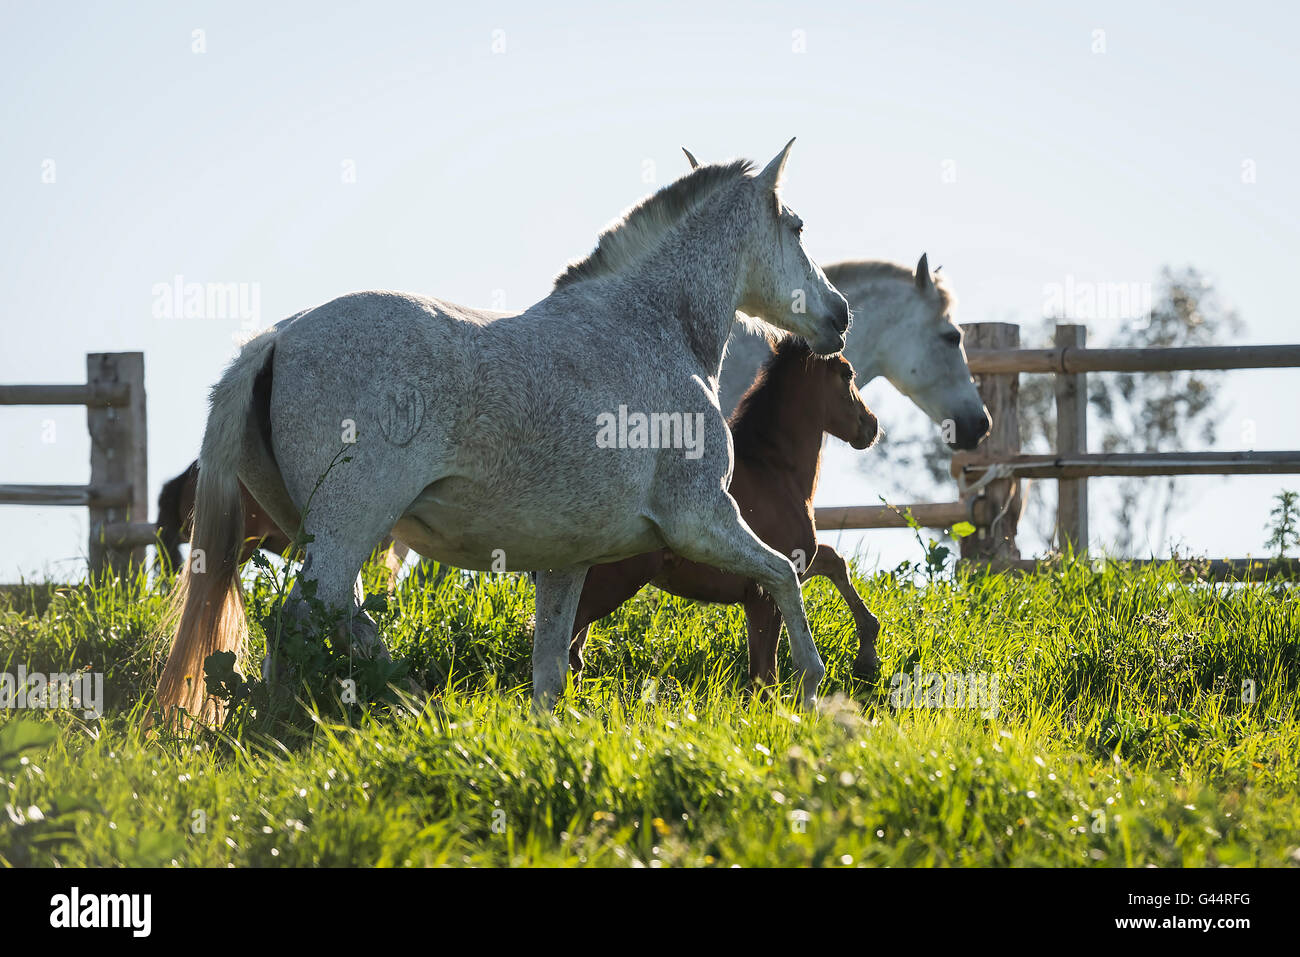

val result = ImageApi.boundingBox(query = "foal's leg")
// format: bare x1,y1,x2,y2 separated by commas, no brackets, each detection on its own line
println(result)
570,625,593,677
663,496,825,707
382,537,408,593
568,552,666,678
743,588,783,690
804,545,880,678
532,567,589,711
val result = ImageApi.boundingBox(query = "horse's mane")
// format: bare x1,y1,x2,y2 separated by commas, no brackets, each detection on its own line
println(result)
554,159,756,289
824,260,954,310
727,336,815,460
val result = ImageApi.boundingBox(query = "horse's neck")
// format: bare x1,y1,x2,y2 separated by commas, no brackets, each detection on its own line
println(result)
737,366,827,502
621,210,748,378
841,276,918,383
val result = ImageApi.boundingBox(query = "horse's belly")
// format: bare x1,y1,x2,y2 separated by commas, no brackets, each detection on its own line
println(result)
396,482,663,571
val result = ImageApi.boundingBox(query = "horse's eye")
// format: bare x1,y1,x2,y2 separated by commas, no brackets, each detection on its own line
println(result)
942,330,961,346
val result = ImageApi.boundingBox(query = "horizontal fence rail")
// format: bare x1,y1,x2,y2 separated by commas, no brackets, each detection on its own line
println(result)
0,382,132,407
962,451,1300,480
966,343,1300,375
968,557,1300,582
0,482,134,507
100,521,162,549
817,501,987,531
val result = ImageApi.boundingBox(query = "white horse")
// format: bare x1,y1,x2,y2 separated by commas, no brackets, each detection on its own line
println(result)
674,147,987,443
718,254,990,448
153,141,850,723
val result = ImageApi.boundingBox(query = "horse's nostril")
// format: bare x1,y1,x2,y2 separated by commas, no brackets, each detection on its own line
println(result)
834,303,850,334
977,413,991,436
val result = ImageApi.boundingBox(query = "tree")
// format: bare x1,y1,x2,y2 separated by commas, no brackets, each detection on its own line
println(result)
1265,490,1300,558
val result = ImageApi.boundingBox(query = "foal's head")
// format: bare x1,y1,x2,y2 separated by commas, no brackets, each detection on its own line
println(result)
810,348,878,450
816,351,878,452
731,338,878,457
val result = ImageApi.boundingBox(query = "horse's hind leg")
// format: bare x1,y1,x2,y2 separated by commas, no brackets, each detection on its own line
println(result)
299,533,392,660
262,518,399,687
804,545,880,678
661,494,824,707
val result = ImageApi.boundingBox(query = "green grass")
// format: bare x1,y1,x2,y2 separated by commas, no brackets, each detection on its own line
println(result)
1,555,1298,866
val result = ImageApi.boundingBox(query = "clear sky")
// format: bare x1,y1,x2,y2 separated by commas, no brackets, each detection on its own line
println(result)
2,0,1298,580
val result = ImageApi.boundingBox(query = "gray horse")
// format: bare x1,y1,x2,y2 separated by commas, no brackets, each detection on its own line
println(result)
153,141,849,724
719,255,989,449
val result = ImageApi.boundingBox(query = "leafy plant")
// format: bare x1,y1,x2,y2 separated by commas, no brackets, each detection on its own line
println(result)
882,497,973,581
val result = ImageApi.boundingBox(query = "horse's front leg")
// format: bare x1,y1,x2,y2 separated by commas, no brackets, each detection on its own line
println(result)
532,567,589,712
663,495,824,707
804,545,880,678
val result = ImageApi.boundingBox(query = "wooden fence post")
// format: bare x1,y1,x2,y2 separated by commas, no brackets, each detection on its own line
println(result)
957,323,1021,562
1054,323,1088,554
87,353,147,576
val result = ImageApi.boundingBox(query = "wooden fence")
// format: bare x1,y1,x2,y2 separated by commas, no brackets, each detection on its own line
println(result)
816,322,1300,578
4,338,1298,580
0,353,155,575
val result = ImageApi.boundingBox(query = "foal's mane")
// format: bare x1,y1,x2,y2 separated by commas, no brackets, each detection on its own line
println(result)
554,159,756,289
727,337,816,460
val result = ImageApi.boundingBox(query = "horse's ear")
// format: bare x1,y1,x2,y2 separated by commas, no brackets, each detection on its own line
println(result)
915,252,932,292
682,147,700,170
755,137,796,191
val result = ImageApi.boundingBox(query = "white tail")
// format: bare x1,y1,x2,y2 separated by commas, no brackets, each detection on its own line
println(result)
151,331,280,728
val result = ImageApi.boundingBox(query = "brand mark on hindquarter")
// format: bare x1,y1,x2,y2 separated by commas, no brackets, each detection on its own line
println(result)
378,386,425,446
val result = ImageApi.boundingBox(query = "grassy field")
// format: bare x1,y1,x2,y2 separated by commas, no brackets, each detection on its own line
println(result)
1,551,1298,867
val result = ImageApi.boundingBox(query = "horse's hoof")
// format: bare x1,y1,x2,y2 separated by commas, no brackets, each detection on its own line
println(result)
851,654,881,681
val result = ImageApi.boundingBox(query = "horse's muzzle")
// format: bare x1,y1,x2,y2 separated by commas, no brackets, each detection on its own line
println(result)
852,412,879,450
949,411,992,451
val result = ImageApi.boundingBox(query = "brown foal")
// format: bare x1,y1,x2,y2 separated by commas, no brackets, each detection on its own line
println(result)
569,337,883,687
